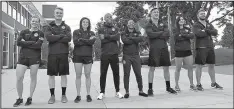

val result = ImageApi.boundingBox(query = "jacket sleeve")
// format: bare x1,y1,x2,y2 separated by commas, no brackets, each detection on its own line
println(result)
27,32,44,49
58,26,72,43
45,26,62,43
130,32,144,43
121,33,135,45
173,29,186,41
181,32,195,39
205,24,218,36
80,31,96,46
73,30,86,46
105,27,120,41
145,24,164,39
160,26,170,40
192,23,209,38
17,30,36,47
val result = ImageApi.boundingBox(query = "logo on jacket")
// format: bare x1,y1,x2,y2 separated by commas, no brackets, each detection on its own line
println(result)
62,26,66,29
34,33,39,37
112,28,115,31
134,33,137,36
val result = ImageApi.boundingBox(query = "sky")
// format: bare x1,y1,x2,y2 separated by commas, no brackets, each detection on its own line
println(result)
44,2,233,41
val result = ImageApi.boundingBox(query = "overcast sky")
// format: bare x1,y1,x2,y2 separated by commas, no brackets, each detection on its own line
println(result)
44,2,233,41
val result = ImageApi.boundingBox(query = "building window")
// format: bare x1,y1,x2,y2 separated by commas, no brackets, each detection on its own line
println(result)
3,32,9,67
21,15,24,25
24,17,27,26
2,2,8,13
13,8,17,20
8,3,12,16
17,12,21,23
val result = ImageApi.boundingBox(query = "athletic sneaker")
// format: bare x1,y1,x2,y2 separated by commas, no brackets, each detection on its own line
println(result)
148,89,154,96
211,82,223,90
13,98,23,107
139,92,148,97
25,97,32,106
115,92,124,99
196,84,204,91
124,93,129,98
48,95,55,104
61,95,68,103
74,96,81,103
190,85,197,91
175,86,181,92
166,87,177,94
97,93,105,100
86,95,92,102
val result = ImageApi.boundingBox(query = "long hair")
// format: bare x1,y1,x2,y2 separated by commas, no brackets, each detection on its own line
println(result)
175,16,190,31
79,17,91,31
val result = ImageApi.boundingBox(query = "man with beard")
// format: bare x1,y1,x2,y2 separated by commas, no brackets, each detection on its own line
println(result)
192,9,223,91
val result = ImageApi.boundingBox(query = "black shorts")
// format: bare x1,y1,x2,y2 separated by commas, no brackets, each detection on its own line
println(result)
47,54,69,76
148,48,171,67
175,50,192,57
195,48,215,65
73,55,93,64
18,56,41,67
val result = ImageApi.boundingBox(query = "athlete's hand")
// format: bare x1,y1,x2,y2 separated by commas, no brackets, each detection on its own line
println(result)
39,37,44,41
21,38,25,41
99,34,104,40
90,36,96,40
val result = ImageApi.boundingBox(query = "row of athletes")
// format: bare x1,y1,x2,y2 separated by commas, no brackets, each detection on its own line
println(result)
13,7,223,107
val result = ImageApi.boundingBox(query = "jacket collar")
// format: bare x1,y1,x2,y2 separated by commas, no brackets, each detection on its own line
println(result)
49,21,65,26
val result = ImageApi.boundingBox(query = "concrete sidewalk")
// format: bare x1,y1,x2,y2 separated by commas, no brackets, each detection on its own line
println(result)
1,62,233,108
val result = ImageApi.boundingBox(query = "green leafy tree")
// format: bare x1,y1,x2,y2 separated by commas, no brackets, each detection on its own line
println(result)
220,23,233,48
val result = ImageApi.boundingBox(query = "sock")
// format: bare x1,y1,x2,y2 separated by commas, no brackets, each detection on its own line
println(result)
166,81,170,89
149,83,153,89
50,88,55,96
62,87,66,95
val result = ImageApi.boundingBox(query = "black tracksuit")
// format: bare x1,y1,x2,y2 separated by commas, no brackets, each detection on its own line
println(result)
17,29,44,67
121,29,144,92
98,22,120,93
45,21,72,76
192,21,217,65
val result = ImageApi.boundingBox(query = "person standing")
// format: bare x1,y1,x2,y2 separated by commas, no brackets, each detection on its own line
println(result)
173,16,197,92
121,20,148,98
97,13,123,100
45,7,71,104
146,8,177,96
192,9,223,91
73,17,96,103
13,16,44,107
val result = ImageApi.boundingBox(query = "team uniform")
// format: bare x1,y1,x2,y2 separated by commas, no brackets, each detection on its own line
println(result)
17,29,44,67
45,21,71,76
73,29,95,64
145,22,171,67
173,27,194,57
121,29,145,93
98,22,121,94
192,21,216,65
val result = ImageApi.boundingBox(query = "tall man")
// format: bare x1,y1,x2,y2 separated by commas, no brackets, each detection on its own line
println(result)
192,9,223,91
146,8,177,96
121,20,148,98
97,13,123,100
45,7,71,104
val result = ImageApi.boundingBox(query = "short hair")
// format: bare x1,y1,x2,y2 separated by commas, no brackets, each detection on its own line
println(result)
197,9,206,15
148,8,159,17
30,16,40,23
54,7,63,11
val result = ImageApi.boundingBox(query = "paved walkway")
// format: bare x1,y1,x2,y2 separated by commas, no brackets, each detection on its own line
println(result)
1,62,233,108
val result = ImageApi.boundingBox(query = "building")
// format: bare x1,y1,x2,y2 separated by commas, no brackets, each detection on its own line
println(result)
1,1,46,69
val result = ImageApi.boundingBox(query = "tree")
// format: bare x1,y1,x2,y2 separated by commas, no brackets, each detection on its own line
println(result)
220,23,233,48
93,17,104,60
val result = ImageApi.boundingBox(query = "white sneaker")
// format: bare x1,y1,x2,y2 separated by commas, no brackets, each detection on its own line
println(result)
115,92,123,99
97,93,104,100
